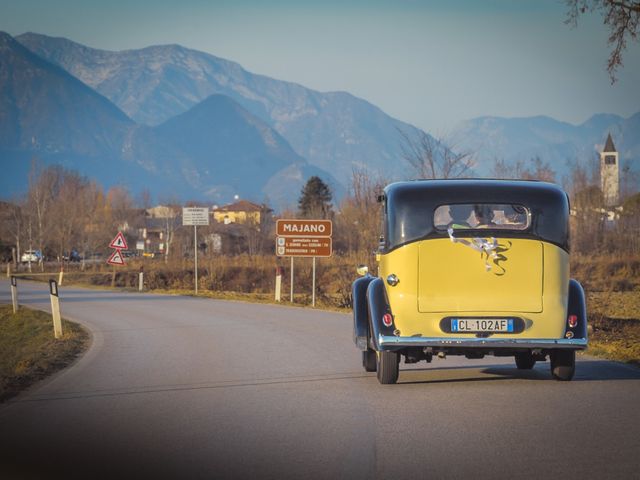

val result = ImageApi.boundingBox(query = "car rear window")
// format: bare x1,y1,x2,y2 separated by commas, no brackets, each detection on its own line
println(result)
434,204,531,231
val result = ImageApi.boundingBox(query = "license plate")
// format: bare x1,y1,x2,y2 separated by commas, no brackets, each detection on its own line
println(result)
451,318,514,333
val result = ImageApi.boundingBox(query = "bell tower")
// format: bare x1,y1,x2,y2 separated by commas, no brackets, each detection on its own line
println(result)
600,133,619,207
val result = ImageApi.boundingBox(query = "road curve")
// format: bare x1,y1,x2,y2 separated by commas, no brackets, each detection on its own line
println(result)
1,279,639,479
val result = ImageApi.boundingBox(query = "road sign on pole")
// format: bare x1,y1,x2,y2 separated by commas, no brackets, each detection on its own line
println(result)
182,207,209,296
107,249,125,266
109,232,128,250
182,207,210,226
194,225,198,295
275,219,332,306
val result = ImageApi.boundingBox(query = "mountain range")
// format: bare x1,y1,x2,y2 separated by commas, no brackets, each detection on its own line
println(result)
454,113,640,182
0,31,155,194
1,31,639,208
16,32,421,187
1,32,350,207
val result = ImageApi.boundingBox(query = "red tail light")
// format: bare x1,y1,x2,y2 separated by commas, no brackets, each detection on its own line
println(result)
382,313,393,327
568,315,578,328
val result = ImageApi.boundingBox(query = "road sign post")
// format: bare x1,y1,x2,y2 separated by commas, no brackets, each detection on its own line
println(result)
49,279,63,339
194,225,198,295
183,207,209,296
107,232,127,288
312,257,316,307
276,219,332,306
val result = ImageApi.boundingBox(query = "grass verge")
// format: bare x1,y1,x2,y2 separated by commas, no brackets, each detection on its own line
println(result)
584,291,640,366
0,304,89,402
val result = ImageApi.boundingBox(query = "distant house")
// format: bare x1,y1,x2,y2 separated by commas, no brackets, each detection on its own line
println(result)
138,205,181,256
147,205,179,219
212,200,271,225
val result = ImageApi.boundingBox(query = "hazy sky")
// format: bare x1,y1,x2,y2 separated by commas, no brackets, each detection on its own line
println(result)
1,0,639,133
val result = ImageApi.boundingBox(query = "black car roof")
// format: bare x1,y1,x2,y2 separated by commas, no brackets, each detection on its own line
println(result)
382,179,570,252
384,179,567,203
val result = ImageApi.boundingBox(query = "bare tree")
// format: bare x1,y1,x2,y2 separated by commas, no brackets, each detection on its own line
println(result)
78,181,108,266
398,129,474,179
5,199,25,267
491,156,556,182
163,206,181,262
620,157,640,201
563,155,607,253
566,0,640,82
564,154,600,198
335,168,386,259
27,161,60,268
50,171,86,262
106,186,134,231
620,192,640,253
247,204,274,256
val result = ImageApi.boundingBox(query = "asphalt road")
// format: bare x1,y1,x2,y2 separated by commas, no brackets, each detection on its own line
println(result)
1,279,639,480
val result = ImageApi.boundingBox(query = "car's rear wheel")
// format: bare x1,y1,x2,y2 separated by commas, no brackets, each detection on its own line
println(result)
376,351,399,384
362,349,377,372
550,350,575,381
515,351,536,370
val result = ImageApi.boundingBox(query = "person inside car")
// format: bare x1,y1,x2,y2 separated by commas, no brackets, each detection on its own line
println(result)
448,204,473,229
473,205,497,228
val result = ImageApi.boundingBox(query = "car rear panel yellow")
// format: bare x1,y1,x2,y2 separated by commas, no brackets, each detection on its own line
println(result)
418,238,543,313
379,239,569,339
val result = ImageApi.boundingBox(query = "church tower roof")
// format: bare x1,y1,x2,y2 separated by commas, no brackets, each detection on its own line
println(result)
603,133,617,153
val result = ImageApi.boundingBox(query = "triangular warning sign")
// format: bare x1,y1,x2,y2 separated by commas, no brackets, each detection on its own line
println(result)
107,249,125,266
109,232,128,250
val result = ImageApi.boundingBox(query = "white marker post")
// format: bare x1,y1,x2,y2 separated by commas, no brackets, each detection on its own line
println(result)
275,267,282,302
49,279,63,339
10,276,18,314
139,266,144,292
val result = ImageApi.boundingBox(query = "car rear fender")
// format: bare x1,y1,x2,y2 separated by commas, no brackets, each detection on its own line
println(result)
366,278,396,351
567,278,588,340
352,275,375,350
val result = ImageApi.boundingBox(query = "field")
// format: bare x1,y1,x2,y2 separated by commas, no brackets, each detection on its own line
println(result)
0,305,88,402
585,291,640,365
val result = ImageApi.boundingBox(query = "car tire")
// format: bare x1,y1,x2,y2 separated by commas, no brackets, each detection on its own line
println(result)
362,349,377,372
550,350,575,381
515,351,536,370
376,351,399,384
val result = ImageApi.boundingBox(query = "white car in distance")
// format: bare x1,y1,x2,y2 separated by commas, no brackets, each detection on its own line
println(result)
20,251,39,263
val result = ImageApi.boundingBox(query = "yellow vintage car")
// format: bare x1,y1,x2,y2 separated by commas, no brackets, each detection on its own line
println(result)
352,179,587,384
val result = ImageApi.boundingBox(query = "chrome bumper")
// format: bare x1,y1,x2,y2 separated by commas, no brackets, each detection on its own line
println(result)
378,334,587,350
